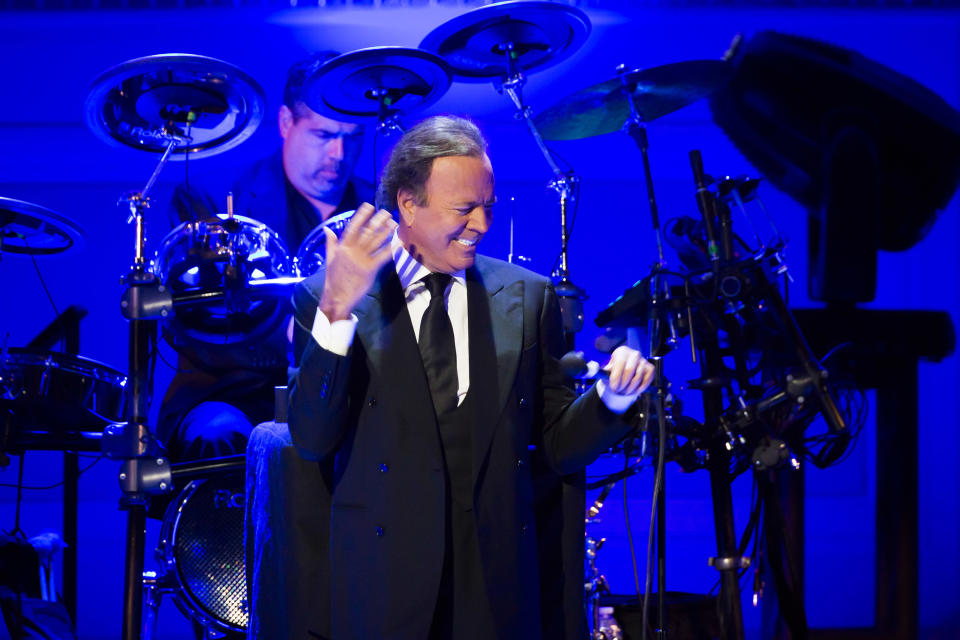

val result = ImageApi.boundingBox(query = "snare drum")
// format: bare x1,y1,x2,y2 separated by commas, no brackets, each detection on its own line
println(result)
153,214,293,346
294,209,356,278
0,348,126,435
156,473,247,635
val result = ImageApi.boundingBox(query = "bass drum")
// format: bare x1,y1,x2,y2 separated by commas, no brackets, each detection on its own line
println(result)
294,209,356,278
157,473,247,635
153,214,293,347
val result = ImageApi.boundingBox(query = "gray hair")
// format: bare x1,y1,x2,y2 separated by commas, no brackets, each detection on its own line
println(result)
377,115,488,212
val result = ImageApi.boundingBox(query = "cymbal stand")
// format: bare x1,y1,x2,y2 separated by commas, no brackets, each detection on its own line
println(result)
104,130,188,640
618,66,666,268
370,88,406,137
495,47,585,344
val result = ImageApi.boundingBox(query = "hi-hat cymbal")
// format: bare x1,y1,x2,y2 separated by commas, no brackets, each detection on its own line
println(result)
0,197,85,255
420,0,590,83
534,60,733,140
306,47,452,121
83,53,265,160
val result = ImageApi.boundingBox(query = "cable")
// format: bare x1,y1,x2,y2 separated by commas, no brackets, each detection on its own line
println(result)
641,374,668,640
23,237,61,321
622,453,641,600
0,455,104,491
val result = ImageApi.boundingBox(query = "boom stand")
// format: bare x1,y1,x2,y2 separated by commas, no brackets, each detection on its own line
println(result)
496,47,584,347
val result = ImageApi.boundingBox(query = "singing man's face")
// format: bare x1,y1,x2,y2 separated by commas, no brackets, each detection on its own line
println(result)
398,154,495,274
279,103,364,206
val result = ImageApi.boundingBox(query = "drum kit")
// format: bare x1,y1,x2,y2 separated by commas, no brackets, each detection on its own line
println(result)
4,2,959,639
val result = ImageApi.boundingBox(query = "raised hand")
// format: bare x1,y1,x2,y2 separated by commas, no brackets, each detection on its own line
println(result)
318,203,397,322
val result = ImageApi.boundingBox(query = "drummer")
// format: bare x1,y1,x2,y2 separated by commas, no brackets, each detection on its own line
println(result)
158,51,373,461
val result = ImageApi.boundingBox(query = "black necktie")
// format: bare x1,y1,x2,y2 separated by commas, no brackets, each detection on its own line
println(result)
418,273,458,418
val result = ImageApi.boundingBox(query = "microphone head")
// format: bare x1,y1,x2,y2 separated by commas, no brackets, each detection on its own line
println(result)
560,351,589,379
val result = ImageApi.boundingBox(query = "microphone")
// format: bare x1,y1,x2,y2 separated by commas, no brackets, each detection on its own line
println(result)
560,351,607,381
688,149,720,264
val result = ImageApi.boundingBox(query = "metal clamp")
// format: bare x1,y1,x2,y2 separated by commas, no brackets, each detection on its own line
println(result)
709,555,751,571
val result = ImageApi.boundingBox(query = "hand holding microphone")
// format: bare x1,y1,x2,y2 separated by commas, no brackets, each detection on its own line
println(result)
562,346,655,396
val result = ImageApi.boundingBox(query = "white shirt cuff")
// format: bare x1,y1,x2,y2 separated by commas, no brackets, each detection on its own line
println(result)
596,378,639,414
310,306,358,356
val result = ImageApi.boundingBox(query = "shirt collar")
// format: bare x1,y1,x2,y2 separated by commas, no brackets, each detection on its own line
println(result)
391,231,466,291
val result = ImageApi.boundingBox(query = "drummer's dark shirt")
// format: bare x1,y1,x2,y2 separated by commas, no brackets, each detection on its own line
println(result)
158,150,373,457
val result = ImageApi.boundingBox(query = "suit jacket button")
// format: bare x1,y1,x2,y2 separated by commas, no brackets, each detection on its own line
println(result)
516,458,524,469
519,396,527,408
378,463,389,473
520,523,528,535
376,526,384,537
368,396,377,407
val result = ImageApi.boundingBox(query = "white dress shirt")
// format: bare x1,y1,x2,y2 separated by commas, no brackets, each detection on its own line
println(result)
309,232,638,413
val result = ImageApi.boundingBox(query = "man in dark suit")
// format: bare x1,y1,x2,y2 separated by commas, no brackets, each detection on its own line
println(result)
288,115,654,639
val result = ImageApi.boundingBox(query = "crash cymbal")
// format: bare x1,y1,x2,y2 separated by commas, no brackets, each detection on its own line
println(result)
83,53,265,160
420,0,590,83
534,60,732,140
306,47,452,121
0,197,84,255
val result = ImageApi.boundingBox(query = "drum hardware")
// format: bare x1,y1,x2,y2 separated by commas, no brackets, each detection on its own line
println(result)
422,0,593,343
294,209,357,279
304,47,453,137
0,197,85,257
83,53,266,640
152,213,294,347
592,153,853,640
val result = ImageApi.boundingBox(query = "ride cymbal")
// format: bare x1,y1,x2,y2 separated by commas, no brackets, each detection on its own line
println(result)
534,60,732,140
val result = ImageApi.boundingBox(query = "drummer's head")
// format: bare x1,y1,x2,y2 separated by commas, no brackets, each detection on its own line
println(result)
279,52,364,214
380,115,495,274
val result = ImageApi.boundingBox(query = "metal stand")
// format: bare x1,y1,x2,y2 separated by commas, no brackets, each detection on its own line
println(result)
496,48,584,344
107,135,184,640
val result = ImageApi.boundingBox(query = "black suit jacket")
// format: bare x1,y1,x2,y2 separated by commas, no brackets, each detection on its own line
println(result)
288,254,633,640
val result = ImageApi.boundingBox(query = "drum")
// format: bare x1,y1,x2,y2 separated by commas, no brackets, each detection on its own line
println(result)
0,348,126,436
294,209,356,278
157,473,247,635
153,214,293,346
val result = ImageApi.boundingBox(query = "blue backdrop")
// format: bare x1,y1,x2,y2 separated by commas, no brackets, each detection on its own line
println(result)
0,4,957,637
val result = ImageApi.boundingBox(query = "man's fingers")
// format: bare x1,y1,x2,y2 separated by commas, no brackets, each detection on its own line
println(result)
605,352,626,390
341,202,376,244
322,226,338,259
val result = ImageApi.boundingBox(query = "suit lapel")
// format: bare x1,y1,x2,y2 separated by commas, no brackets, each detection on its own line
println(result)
468,259,524,488
354,264,436,435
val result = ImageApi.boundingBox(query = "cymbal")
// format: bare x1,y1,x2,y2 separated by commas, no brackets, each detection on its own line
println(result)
0,197,85,255
534,60,733,140
83,53,265,160
306,47,452,121
419,0,590,83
